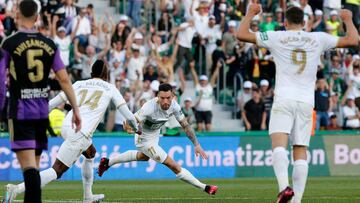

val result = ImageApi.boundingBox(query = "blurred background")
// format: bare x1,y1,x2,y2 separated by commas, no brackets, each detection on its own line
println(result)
0,0,359,182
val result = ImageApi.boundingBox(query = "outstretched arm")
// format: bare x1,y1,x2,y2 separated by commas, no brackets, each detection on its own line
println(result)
179,118,208,159
236,3,261,43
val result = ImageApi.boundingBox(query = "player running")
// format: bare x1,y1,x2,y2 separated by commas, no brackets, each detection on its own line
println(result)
237,3,358,203
3,60,139,203
0,1,81,202
98,83,218,195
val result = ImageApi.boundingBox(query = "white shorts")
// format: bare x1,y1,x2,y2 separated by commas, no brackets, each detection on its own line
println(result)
134,133,167,163
269,99,313,146
57,128,92,167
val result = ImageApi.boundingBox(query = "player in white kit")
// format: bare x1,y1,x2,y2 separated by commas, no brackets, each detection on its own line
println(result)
4,60,139,203
237,3,358,203
97,83,218,195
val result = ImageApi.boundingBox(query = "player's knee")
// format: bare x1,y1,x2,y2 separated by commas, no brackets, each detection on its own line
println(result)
137,152,150,161
83,145,96,159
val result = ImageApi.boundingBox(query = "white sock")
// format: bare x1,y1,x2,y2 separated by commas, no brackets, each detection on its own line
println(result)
291,159,308,203
176,168,206,190
109,150,138,166
82,158,94,199
16,168,57,194
272,147,289,192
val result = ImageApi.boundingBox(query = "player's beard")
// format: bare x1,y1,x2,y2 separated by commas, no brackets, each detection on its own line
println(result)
161,104,170,110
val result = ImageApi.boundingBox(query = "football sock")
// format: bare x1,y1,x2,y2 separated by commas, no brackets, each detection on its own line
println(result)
17,168,57,194
291,159,308,203
109,150,138,166
272,147,289,192
23,168,41,203
176,168,206,190
82,158,94,199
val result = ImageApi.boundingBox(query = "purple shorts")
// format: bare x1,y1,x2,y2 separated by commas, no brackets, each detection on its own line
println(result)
9,119,49,152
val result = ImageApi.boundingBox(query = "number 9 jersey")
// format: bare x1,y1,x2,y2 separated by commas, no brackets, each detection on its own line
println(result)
1,30,64,120
255,31,338,107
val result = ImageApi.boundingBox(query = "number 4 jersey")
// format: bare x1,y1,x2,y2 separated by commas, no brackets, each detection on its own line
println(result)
49,78,126,137
1,29,64,120
256,31,338,106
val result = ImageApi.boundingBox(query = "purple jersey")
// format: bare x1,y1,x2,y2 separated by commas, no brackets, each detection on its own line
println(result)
1,29,64,120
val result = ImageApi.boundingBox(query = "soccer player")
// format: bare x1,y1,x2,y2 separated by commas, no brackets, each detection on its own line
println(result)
0,1,81,202
98,83,218,195
3,60,139,203
237,3,358,203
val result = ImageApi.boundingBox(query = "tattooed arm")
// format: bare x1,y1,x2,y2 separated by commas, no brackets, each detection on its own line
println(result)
179,119,207,159
179,118,199,146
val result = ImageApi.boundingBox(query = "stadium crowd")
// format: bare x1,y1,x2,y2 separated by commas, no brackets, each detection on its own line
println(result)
0,0,359,134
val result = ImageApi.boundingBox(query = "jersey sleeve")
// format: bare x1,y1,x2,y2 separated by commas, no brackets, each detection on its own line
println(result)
0,50,8,111
173,102,186,122
134,101,154,122
318,32,339,51
111,85,126,108
255,31,276,49
52,49,65,72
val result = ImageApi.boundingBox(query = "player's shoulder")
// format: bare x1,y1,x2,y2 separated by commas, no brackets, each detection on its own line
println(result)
1,31,21,48
170,99,181,110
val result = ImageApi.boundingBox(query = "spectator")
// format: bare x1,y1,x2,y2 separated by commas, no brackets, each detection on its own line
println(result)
236,80,253,119
342,95,360,129
222,20,237,56
71,8,91,47
182,97,197,126
125,44,147,84
109,40,126,84
344,0,359,28
259,79,273,126
315,79,331,130
328,68,347,96
323,0,341,18
260,13,277,32
274,7,284,30
204,15,224,71
242,88,267,131
174,20,196,78
190,60,221,131
329,55,346,79
111,15,131,45
312,10,326,32
143,64,159,82
74,37,110,79
49,15,76,70
326,114,342,130
48,103,66,136
348,63,360,109
127,0,143,27
326,10,341,36
114,89,135,131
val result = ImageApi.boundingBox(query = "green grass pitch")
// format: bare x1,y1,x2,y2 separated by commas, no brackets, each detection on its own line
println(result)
1,177,360,202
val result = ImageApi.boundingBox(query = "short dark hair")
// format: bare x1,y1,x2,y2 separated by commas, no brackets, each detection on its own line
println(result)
91,60,108,79
285,6,304,25
158,83,172,92
19,0,38,18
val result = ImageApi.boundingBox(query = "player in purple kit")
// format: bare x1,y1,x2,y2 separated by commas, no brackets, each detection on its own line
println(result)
0,1,81,202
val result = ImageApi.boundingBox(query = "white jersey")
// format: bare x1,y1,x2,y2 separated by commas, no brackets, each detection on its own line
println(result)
55,78,126,137
134,98,185,141
256,30,339,106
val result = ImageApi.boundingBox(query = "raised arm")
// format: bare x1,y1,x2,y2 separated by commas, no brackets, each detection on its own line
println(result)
336,9,358,48
190,61,199,86
55,69,81,132
236,3,261,43
210,60,222,87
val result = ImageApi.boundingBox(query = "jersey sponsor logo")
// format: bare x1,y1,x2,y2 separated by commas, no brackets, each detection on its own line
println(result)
143,119,167,130
21,87,50,99
260,32,268,41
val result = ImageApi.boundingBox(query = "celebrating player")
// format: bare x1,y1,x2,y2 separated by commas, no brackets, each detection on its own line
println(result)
98,83,218,195
3,60,139,203
237,3,358,203
0,1,81,202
